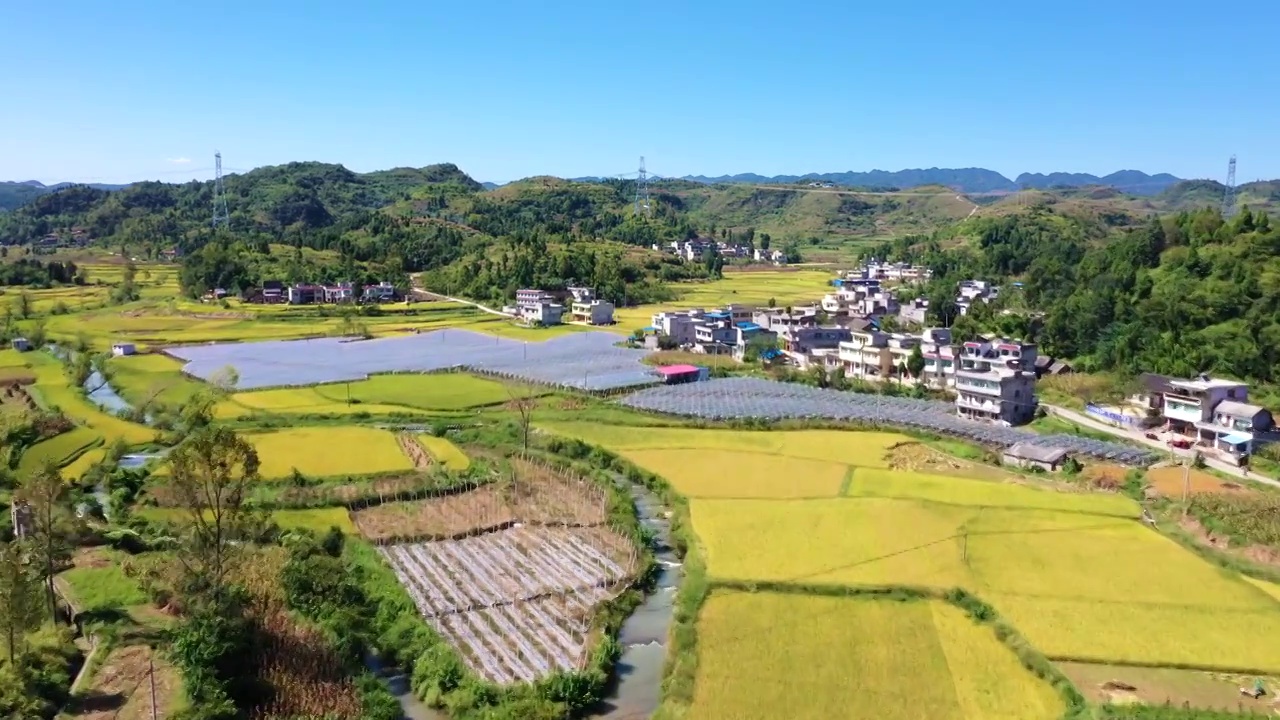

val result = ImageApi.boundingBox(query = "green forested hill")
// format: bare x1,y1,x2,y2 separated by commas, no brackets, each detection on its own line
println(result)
875,204,1280,384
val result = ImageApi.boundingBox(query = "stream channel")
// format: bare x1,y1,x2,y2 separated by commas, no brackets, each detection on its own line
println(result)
75,358,679,719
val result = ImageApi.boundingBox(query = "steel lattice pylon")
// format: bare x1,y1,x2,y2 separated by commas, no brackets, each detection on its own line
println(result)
212,151,230,228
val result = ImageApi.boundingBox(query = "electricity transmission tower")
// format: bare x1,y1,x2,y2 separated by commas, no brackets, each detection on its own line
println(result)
1222,155,1237,217
212,151,230,229
634,156,651,216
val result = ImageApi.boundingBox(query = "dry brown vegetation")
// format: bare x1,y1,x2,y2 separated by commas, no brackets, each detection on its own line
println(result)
65,644,180,720
887,442,1011,482
1147,465,1248,497
353,457,608,543
398,432,432,469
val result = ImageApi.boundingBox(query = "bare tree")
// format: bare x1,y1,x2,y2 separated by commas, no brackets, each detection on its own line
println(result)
17,463,73,624
164,426,261,602
507,383,540,451
0,540,43,663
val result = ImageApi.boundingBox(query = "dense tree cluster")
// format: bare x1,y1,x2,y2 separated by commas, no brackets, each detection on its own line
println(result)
0,259,83,287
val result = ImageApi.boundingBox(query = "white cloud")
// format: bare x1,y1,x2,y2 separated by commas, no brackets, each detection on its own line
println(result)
166,157,192,165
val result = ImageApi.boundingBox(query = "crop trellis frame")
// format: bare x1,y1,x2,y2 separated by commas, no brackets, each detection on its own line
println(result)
617,377,1158,465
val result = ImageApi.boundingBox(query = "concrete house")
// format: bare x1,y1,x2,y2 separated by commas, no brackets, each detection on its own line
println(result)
10,338,32,352
838,329,891,381
953,337,1038,426
288,284,322,305
111,343,137,357
1002,443,1070,472
651,310,707,346
515,288,564,326
918,328,956,391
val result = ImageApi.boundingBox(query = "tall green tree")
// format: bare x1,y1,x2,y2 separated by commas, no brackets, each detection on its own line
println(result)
17,464,74,624
0,540,43,663
164,426,262,603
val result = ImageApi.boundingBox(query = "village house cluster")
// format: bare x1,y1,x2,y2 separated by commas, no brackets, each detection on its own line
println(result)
647,296,1049,427
651,239,788,265
205,280,401,304
502,287,616,327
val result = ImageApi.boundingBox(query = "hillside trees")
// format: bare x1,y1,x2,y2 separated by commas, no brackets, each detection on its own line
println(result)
905,205,1280,384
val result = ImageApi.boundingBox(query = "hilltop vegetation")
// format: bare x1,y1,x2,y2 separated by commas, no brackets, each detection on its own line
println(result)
879,203,1280,385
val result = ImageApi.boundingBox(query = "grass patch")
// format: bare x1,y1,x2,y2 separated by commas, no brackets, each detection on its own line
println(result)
106,353,208,407
59,563,147,614
312,373,516,410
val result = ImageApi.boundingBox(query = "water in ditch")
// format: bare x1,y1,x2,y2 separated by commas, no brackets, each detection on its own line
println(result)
587,479,681,719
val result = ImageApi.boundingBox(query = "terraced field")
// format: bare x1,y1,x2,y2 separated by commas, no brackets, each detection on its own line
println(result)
246,427,416,478
546,424,1280,716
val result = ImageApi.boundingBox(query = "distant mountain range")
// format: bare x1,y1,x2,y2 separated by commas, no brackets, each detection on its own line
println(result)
0,180,132,212
678,168,1184,196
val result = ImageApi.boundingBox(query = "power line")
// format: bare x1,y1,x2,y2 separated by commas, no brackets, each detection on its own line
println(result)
212,151,230,229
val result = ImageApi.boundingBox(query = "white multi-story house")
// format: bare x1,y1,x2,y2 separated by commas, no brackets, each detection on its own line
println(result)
838,329,891,381
953,337,1038,425
515,288,564,325
917,328,956,391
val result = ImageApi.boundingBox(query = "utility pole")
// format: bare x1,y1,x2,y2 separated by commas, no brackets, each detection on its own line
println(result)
1181,452,1193,516
149,650,158,720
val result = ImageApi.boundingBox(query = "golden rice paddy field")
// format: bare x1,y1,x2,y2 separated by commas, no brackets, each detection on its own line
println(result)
691,591,1063,720
245,426,415,478
416,434,470,470
544,423,1280,717
15,350,156,447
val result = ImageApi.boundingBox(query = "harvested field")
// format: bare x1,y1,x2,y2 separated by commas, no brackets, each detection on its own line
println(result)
1081,463,1129,490
1148,465,1248,497
886,441,1008,481
65,644,181,720
1058,661,1280,712
689,591,1062,720
620,448,848,498
353,461,607,542
380,526,638,684
398,432,432,469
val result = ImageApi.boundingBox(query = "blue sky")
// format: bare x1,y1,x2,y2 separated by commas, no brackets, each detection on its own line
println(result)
3,0,1276,185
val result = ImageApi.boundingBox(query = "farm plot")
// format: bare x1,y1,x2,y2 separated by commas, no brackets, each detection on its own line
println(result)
847,467,1140,517
379,526,638,684
689,590,1062,720
540,422,908,468
353,464,608,542
620,448,848,499
417,434,471,470
246,426,414,478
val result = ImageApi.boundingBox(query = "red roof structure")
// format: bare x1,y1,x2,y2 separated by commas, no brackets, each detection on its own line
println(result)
655,364,700,376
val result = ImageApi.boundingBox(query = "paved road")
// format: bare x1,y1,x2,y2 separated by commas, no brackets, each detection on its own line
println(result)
1043,404,1280,490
